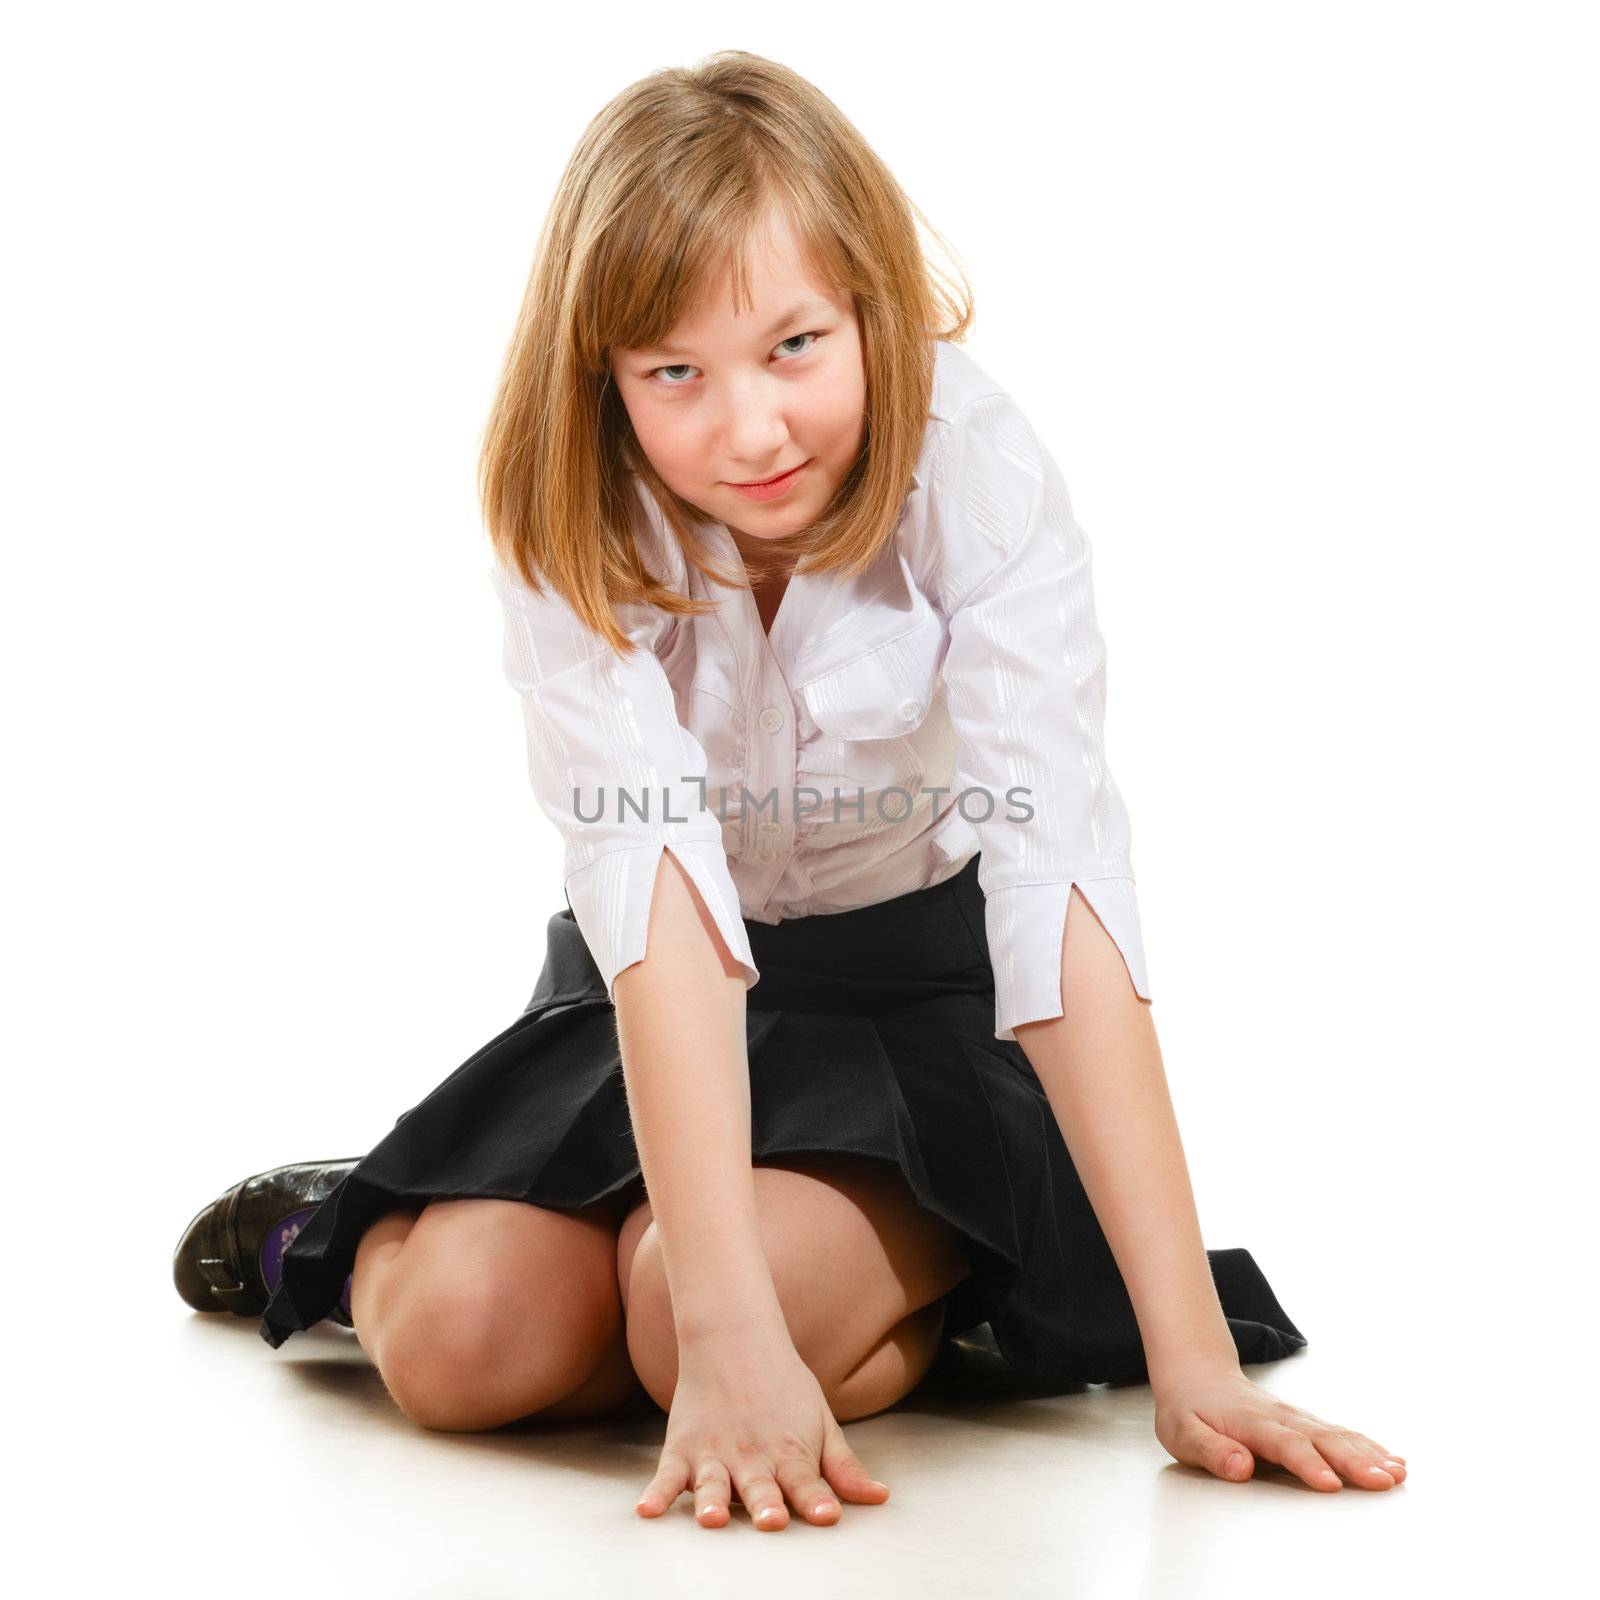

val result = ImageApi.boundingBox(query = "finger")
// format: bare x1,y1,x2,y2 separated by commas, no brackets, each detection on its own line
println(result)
729,1469,789,1531
764,1438,841,1524
1308,1428,1400,1490
819,1417,891,1504
693,1462,733,1527
1171,1411,1256,1481
1242,1421,1343,1491
1340,1434,1403,1480
1340,1431,1407,1481
636,1452,689,1518
1298,1409,1407,1475
771,1457,842,1524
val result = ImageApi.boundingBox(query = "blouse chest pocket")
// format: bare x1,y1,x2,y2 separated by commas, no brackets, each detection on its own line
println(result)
794,608,947,742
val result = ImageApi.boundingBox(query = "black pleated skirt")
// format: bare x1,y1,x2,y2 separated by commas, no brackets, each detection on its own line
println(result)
259,854,1307,1385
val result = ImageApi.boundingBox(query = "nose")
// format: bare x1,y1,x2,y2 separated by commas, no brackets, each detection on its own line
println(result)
716,378,792,476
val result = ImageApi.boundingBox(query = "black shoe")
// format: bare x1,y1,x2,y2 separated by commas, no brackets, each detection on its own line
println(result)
173,1158,361,1324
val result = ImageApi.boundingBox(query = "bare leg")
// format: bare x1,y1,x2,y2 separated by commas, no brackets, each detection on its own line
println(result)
348,1203,426,1341
349,1195,647,1430
827,1298,948,1421
619,1156,970,1420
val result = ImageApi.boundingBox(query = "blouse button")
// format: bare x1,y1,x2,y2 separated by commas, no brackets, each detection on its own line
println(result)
758,849,776,864
898,699,921,723
758,822,781,835
758,706,785,733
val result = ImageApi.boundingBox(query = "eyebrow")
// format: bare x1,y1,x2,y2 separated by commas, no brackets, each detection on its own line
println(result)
637,298,834,360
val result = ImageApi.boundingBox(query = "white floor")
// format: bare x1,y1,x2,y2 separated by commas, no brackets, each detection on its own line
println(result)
31,1264,1571,1600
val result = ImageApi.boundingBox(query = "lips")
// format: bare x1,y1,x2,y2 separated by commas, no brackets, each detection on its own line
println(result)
726,459,811,502
731,464,804,487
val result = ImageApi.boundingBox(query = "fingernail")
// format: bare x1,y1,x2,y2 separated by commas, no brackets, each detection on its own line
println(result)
1383,1459,1404,1471
1225,1452,1246,1476
867,1480,889,1493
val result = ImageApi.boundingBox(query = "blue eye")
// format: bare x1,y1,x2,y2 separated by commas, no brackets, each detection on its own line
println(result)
648,330,824,388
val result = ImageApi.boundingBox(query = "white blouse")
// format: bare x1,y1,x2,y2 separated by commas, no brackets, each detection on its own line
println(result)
490,339,1151,1042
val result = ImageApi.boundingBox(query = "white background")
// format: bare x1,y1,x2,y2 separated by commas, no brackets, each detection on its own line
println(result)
6,2,1594,1593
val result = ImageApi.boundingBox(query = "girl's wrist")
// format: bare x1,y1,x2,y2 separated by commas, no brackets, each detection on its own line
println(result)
1145,1335,1245,1397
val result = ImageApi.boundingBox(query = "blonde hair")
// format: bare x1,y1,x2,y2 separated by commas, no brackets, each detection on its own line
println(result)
477,49,974,657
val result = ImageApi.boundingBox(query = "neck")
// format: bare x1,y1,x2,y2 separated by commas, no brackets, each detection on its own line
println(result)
728,528,800,584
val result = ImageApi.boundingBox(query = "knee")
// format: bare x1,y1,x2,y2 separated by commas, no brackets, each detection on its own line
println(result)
825,1298,947,1421
621,1239,680,1413
622,1226,927,1417
625,1230,754,1414
373,1276,529,1432
625,1269,944,1422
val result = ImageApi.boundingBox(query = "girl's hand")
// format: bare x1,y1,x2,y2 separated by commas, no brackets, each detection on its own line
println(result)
634,1336,891,1530
1153,1365,1408,1491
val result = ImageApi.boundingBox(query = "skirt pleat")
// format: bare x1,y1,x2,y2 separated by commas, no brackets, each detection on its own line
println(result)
260,855,1307,1386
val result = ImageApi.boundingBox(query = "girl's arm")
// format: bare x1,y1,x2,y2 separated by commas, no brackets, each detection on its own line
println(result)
1013,888,1237,1387
1017,892,1409,1492
491,554,893,1514
927,377,1405,1488
620,850,894,1524
492,553,777,1330
612,847,790,1348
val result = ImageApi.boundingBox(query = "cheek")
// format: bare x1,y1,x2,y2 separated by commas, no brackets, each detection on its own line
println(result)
815,396,866,463
631,412,701,480
815,343,866,436
809,366,866,454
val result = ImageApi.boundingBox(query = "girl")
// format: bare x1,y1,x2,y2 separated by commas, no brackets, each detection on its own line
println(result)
172,50,1405,1530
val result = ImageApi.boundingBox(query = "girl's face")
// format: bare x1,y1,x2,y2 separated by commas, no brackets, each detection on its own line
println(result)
609,210,867,545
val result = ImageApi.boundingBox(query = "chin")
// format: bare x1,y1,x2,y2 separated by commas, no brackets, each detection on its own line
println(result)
725,497,806,533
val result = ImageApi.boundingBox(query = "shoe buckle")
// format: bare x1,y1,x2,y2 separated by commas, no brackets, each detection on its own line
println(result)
197,1256,247,1298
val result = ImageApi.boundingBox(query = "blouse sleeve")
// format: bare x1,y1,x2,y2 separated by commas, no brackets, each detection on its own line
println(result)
931,391,1152,1042
488,559,759,1004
